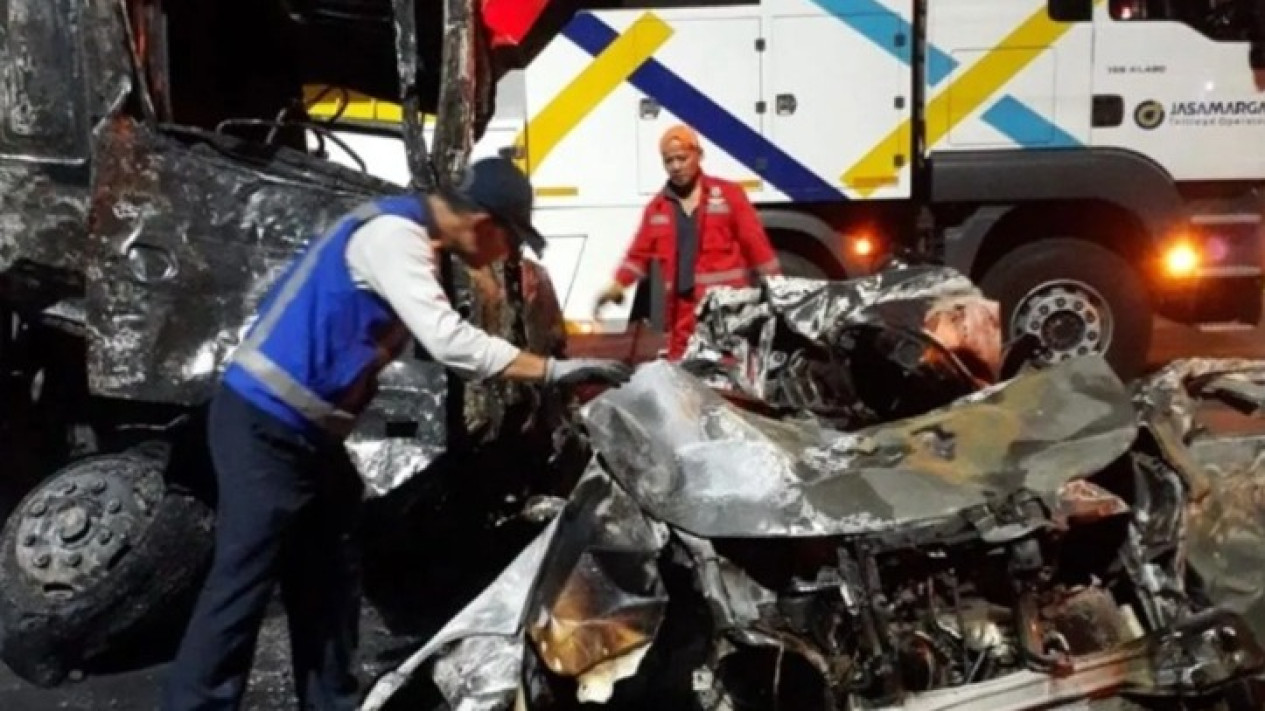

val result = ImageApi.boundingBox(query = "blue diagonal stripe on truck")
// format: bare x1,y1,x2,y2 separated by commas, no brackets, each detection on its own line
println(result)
564,13,846,202
807,0,956,85
807,0,1082,147
982,96,1080,148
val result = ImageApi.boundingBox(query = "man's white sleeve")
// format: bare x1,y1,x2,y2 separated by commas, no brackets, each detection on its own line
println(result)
345,215,522,381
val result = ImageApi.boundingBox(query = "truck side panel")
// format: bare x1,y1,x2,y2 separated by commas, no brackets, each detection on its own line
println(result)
925,0,1095,158
765,2,913,199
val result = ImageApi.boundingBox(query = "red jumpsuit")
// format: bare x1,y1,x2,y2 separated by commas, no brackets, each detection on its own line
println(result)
614,173,781,359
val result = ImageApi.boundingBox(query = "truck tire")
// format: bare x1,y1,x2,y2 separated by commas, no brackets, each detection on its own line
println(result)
979,238,1152,379
0,444,215,686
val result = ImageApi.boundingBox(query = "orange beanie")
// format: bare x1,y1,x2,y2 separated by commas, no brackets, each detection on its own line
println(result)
659,124,700,153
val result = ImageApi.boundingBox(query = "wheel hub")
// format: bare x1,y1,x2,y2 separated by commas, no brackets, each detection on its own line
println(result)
13,459,164,599
1011,281,1113,365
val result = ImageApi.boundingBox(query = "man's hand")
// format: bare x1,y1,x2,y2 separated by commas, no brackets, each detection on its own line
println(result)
545,357,633,387
593,283,626,316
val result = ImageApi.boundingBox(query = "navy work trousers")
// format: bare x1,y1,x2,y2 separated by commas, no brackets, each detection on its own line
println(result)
161,384,364,710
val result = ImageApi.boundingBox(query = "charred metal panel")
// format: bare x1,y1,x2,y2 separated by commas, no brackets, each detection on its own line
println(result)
361,516,563,711
0,0,128,282
683,266,1000,417
432,0,494,183
83,117,406,404
524,461,669,678
392,0,432,188
0,0,88,163
581,356,1137,539
361,459,669,711
1137,359,1265,645
0,161,90,286
0,0,130,290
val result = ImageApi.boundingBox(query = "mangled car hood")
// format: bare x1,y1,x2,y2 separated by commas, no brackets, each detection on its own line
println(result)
580,355,1136,539
1137,360,1265,642
684,265,1001,400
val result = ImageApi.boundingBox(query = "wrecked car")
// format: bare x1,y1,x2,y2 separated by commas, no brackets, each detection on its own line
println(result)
0,0,584,688
363,269,1265,710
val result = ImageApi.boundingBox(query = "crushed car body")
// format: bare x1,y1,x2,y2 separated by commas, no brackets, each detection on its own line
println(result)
363,268,1265,711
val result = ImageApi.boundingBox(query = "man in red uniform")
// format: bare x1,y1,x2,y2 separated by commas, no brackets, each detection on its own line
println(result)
594,124,781,359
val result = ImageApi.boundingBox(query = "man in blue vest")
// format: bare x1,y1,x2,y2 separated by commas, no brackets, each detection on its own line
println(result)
160,157,632,711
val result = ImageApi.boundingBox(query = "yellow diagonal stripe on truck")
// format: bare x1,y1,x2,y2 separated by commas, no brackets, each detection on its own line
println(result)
303,86,435,125
840,1,1102,197
513,12,673,176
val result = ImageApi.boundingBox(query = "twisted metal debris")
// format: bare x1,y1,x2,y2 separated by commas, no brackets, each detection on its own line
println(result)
360,270,1265,711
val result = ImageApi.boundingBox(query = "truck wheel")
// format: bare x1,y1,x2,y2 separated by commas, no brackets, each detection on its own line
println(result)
0,445,215,686
979,238,1151,379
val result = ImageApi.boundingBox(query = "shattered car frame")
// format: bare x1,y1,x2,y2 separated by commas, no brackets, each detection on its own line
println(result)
365,271,1265,711
0,0,581,688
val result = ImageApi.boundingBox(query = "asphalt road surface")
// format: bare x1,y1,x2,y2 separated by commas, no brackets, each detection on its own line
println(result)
0,315,1262,711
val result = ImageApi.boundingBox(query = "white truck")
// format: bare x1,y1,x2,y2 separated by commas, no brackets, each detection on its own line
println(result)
309,0,1265,377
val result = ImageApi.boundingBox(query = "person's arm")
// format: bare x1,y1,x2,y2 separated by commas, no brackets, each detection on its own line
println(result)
596,202,664,312
347,216,631,387
613,203,663,288
727,185,781,277
346,216,541,382
500,352,549,381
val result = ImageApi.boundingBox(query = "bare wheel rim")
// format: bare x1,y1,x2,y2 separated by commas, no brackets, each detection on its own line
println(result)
1009,279,1114,365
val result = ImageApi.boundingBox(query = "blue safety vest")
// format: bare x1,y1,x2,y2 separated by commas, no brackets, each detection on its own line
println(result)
223,194,427,440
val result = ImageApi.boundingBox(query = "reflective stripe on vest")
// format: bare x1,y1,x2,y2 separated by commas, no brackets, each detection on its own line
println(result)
695,268,748,286
619,260,646,279
230,201,385,437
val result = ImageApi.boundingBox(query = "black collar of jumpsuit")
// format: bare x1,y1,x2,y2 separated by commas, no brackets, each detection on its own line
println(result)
663,179,705,296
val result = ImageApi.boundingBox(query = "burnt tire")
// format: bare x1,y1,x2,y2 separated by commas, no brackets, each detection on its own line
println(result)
979,238,1152,380
0,445,215,686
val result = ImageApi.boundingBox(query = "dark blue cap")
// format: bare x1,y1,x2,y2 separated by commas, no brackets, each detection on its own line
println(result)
448,157,546,256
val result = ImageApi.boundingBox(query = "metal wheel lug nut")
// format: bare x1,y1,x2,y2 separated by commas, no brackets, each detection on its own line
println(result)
33,553,50,568
90,478,106,494
98,530,112,544
106,500,121,514
29,501,47,517
66,552,82,567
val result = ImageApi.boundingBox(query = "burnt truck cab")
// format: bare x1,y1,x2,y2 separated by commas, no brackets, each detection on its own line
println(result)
0,0,581,688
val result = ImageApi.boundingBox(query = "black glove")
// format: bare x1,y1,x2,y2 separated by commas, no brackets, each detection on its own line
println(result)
544,357,633,387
